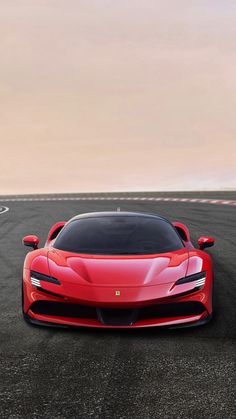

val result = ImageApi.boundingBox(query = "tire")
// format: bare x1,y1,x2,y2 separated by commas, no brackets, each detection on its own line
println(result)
21,280,25,315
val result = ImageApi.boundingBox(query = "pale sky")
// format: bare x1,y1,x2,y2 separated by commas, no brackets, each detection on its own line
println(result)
0,0,236,194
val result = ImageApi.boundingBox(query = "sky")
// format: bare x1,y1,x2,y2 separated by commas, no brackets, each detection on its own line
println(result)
0,0,236,194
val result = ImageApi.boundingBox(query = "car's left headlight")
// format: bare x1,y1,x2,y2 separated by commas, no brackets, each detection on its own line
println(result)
175,271,206,290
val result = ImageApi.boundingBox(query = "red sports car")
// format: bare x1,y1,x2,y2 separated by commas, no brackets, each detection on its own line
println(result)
22,212,215,328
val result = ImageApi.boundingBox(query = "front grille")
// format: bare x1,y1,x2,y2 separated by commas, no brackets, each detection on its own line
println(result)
30,301,205,325
31,301,97,319
139,302,205,319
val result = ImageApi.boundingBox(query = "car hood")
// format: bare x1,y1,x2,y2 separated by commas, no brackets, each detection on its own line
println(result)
47,248,190,287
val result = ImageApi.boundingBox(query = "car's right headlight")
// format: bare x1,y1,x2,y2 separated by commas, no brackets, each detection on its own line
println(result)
30,271,61,288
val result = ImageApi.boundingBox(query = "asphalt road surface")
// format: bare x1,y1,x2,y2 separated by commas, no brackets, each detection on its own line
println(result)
0,193,235,419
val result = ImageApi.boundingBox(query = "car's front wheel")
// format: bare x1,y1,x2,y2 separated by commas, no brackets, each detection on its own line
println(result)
21,280,25,315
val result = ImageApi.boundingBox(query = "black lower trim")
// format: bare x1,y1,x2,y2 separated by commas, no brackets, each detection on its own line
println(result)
23,312,69,328
168,313,212,329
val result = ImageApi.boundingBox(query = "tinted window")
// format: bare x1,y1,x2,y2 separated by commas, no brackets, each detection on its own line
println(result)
54,216,183,255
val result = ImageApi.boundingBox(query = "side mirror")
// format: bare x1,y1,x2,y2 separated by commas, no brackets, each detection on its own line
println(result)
198,236,215,250
22,235,40,250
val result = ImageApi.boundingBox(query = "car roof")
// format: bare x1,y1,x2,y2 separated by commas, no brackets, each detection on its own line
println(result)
68,211,170,224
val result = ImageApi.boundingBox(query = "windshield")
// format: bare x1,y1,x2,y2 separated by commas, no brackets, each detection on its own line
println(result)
53,215,184,255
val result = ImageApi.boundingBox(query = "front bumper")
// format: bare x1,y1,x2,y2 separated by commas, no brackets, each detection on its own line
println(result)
24,311,211,329
23,299,211,329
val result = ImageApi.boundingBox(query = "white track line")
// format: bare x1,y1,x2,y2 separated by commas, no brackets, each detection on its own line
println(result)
0,197,235,206
0,206,9,215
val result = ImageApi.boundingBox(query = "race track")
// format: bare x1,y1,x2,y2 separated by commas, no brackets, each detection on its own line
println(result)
0,192,235,418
